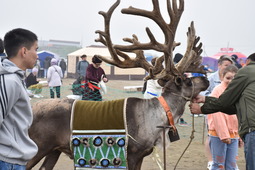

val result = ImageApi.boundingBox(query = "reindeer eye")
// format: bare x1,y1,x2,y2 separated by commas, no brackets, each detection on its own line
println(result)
175,77,182,86
186,78,192,86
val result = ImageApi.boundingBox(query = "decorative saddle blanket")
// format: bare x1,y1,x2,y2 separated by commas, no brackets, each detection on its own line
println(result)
70,99,127,169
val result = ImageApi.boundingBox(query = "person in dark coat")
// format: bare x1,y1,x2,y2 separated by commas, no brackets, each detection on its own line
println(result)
82,55,108,101
43,56,51,78
59,58,67,78
25,67,43,95
231,54,242,69
76,55,89,80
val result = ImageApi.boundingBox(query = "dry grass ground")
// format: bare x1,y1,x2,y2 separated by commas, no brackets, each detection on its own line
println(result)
31,78,245,170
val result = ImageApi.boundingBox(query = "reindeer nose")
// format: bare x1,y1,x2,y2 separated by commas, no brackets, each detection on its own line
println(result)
203,77,209,84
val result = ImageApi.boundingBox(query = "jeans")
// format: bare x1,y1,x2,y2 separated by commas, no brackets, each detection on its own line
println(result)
244,131,255,170
0,161,25,170
209,135,239,170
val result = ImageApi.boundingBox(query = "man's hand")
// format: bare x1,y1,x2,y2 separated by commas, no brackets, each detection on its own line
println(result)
239,138,244,148
189,103,202,114
192,95,205,103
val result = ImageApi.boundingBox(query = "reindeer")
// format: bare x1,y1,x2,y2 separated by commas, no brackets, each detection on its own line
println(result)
27,0,209,169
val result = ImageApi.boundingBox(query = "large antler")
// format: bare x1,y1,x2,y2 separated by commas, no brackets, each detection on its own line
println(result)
95,0,151,72
95,0,205,84
176,21,205,74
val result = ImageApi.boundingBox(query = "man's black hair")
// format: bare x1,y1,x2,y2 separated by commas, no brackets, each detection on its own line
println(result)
0,38,4,54
247,53,255,61
80,55,87,58
4,28,37,58
231,54,238,60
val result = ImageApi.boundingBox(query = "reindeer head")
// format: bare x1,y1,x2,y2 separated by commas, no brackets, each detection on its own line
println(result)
95,0,207,89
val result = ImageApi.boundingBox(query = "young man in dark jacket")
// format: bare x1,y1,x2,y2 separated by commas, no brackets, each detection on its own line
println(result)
189,53,255,170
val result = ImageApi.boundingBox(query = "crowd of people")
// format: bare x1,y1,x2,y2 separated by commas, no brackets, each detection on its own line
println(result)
72,54,108,101
0,27,255,170
27,50,108,101
189,54,255,170
0,28,110,169
20,42,108,100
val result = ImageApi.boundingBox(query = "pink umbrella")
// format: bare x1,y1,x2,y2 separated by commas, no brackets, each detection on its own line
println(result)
210,52,247,60
207,48,247,68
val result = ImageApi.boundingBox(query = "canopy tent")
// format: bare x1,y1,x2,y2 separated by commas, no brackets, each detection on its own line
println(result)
202,48,247,72
37,50,60,68
202,57,218,72
210,52,247,60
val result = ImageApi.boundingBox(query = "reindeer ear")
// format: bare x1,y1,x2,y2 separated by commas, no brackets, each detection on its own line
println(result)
175,77,183,86
157,79,167,87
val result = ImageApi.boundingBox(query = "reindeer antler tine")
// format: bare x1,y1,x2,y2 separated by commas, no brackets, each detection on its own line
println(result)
96,0,204,86
176,21,205,74
146,27,157,44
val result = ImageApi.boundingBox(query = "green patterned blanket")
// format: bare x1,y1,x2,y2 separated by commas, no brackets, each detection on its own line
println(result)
70,99,127,169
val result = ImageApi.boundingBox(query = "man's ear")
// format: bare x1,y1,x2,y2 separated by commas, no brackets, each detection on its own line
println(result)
19,47,27,57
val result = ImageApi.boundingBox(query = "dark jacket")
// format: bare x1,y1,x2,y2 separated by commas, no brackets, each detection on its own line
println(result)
59,60,66,70
44,58,51,69
201,61,255,139
76,60,89,77
85,64,106,83
83,64,107,101
25,73,39,88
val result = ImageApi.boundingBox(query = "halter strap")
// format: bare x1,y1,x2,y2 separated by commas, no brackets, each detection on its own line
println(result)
157,96,176,131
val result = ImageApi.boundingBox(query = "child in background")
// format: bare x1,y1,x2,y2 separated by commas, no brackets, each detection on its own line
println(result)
208,65,241,170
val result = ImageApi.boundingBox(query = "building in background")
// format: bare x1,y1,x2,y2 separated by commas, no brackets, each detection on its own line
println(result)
67,45,146,80
38,39,81,59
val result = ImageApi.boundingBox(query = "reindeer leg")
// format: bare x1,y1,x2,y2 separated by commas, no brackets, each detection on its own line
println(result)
26,148,50,170
39,150,61,170
127,146,153,170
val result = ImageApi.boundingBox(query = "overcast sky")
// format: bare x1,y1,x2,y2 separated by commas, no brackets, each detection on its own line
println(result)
1,0,255,57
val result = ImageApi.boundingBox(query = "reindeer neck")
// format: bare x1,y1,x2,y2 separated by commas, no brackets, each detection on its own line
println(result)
161,93,188,121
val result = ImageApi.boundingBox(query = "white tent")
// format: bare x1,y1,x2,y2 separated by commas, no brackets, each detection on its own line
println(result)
68,46,111,59
67,46,146,80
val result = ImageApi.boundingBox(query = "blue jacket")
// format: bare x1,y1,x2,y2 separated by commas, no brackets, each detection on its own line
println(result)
76,60,89,77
